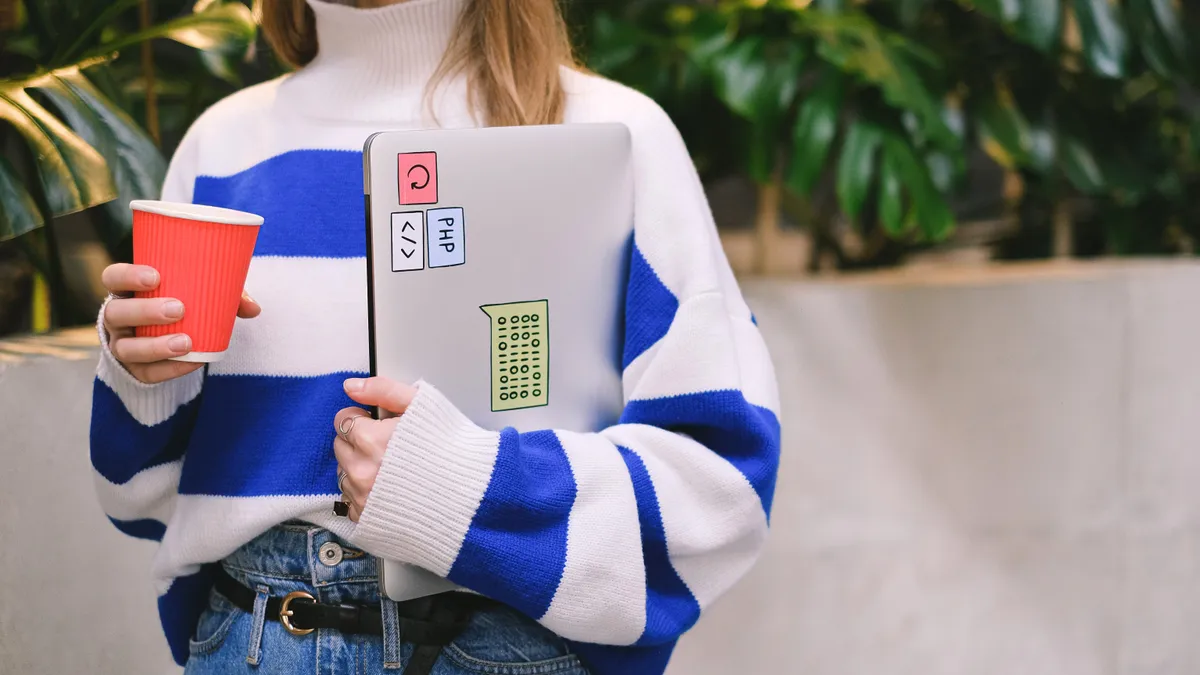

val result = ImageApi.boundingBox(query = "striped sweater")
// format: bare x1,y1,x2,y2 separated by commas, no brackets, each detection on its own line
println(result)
88,0,781,672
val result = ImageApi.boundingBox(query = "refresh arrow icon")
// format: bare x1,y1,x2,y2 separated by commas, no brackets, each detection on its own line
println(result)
407,164,430,190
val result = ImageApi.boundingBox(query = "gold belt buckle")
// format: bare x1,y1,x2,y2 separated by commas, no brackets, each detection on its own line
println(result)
279,590,316,636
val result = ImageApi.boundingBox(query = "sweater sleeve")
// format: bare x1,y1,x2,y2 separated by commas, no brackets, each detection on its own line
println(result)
90,133,205,542
352,104,781,650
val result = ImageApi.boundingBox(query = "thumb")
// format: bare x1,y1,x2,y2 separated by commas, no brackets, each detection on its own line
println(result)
343,376,417,414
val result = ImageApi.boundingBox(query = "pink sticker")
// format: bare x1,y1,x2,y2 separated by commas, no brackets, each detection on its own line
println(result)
398,152,438,205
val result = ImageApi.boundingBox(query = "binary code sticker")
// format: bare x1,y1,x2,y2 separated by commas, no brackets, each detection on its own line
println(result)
481,300,548,412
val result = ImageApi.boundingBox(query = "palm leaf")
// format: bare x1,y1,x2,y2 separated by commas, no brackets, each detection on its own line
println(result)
0,84,116,218
86,2,256,60
0,155,43,241
30,68,166,235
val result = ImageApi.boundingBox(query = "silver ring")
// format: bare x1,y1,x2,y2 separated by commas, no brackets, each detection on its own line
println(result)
337,469,348,494
338,415,361,440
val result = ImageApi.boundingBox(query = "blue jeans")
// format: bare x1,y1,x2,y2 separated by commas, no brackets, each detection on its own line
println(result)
184,523,589,674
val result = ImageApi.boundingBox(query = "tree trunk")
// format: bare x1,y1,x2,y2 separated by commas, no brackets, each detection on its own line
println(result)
140,0,160,145
754,172,783,275
1052,199,1072,258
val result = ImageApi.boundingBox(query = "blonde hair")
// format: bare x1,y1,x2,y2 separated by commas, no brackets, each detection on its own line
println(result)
257,0,573,126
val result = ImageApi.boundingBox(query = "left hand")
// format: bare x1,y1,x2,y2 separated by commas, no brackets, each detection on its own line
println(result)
333,376,419,522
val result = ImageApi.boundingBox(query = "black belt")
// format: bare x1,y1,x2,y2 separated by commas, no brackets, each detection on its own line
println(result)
213,566,496,674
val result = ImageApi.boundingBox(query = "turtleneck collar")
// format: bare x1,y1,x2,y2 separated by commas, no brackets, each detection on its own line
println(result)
279,0,470,124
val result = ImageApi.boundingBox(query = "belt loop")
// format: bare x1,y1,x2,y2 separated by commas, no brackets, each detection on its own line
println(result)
246,585,270,666
381,595,403,669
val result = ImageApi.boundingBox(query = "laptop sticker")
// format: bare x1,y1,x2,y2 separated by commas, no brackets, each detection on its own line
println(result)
426,207,465,268
480,300,549,412
398,152,438,205
391,211,425,272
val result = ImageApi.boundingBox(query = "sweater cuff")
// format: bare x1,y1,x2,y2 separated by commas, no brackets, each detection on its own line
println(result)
95,297,204,426
353,381,501,577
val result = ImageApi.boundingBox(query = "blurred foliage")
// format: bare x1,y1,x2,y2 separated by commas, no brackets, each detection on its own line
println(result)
575,0,1200,258
0,0,269,327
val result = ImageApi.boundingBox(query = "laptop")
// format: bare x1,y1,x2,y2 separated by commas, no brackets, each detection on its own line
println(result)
362,123,635,601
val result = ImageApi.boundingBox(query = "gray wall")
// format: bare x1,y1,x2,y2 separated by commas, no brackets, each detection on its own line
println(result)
3,262,1199,674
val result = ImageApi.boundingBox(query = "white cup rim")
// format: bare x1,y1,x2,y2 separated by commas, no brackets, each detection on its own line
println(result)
131,200,263,226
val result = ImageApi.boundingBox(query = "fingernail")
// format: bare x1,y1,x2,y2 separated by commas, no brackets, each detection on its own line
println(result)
167,335,191,353
344,378,365,393
243,291,257,305
163,300,184,319
140,269,159,287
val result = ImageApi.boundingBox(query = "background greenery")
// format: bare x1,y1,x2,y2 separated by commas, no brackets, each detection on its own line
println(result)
2,0,1199,336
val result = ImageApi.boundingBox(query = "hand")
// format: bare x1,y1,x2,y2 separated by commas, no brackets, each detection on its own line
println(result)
101,263,261,384
333,377,419,522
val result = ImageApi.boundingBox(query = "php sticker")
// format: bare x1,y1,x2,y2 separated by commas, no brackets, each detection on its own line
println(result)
426,207,465,268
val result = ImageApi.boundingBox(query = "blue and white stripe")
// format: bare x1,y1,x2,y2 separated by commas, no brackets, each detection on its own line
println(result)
88,71,781,675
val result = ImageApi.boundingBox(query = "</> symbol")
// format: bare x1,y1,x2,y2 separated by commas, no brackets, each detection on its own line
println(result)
399,219,417,258
391,211,426,272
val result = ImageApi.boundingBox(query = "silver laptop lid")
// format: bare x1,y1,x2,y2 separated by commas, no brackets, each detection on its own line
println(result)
364,123,634,599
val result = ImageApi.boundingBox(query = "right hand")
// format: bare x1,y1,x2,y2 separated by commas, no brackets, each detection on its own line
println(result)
101,263,261,384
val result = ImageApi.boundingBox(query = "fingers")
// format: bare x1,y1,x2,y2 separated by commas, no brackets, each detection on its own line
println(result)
102,264,160,294
104,297,185,330
334,407,371,445
237,291,261,319
110,334,192,364
342,377,416,414
333,437,372,522
127,360,204,385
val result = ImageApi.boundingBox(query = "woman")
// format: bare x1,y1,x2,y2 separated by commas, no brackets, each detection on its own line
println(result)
91,0,781,673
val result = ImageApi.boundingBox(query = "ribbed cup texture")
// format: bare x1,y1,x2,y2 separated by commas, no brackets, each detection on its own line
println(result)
133,209,260,353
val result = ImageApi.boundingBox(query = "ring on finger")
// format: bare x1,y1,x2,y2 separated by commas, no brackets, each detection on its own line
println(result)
337,469,348,495
338,415,362,440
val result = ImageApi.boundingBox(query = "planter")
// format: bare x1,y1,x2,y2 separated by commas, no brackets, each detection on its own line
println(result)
670,259,1200,675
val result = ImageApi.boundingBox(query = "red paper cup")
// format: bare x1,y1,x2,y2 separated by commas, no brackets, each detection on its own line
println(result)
131,200,263,362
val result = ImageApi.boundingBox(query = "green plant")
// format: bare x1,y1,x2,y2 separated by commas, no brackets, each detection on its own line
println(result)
579,0,1200,265
0,0,257,329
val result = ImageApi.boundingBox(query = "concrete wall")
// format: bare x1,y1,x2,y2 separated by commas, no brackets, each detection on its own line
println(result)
4,261,1199,674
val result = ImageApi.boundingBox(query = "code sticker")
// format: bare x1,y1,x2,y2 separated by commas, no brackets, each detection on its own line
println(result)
398,152,438,205
391,211,425,272
480,300,548,412
426,207,465,268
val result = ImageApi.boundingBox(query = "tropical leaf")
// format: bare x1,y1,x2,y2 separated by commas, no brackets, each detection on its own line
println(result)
587,13,643,74
1060,134,1106,193
51,0,141,66
681,8,734,70
1018,0,1061,53
30,68,167,234
1128,0,1186,78
882,134,954,239
805,11,957,148
836,120,883,220
898,0,929,28
84,1,256,60
711,37,806,124
974,88,1033,168
1071,0,1128,78
0,84,116,218
0,155,43,241
973,0,1021,23
878,143,906,235
786,72,844,194
1147,0,1187,64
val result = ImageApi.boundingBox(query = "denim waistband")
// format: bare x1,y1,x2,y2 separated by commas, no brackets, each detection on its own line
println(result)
221,522,380,595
